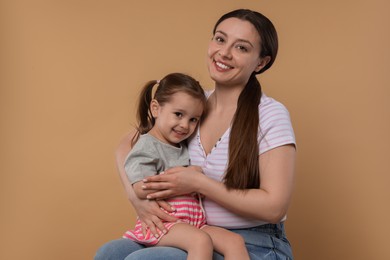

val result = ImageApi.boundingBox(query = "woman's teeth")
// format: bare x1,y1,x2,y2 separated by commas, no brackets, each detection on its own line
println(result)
216,61,231,69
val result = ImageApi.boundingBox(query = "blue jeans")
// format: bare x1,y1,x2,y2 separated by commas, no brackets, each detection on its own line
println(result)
95,223,293,260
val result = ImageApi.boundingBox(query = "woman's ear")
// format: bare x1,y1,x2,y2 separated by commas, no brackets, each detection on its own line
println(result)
255,56,271,73
150,99,160,118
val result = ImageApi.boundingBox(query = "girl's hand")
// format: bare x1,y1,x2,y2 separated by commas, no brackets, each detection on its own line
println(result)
142,166,204,200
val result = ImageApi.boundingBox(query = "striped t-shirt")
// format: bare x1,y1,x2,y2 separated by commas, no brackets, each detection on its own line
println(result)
187,93,296,228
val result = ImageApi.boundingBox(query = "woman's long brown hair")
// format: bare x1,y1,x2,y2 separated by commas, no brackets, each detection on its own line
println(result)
213,9,279,189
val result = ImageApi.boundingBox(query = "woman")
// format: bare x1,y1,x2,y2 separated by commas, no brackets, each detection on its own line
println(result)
95,9,296,259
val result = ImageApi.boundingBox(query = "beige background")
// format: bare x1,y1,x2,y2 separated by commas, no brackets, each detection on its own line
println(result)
1,0,389,259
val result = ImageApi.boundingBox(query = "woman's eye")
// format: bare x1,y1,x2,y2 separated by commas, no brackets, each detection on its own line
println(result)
236,45,248,52
214,36,224,43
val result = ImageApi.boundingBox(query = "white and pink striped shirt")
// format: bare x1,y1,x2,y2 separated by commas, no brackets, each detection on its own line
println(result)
188,93,296,228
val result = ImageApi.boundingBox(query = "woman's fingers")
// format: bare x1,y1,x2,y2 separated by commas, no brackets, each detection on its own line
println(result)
146,218,159,237
140,221,148,237
146,190,173,200
143,209,176,236
142,177,175,192
140,212,166,237
142,166,204,199
151,215,167,236
142,182,170,191
156,199,176,212
137,200,178,236
143,175,173,185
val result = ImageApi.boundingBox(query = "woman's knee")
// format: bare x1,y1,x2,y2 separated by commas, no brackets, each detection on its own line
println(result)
94,238,143,260
125,246,187,260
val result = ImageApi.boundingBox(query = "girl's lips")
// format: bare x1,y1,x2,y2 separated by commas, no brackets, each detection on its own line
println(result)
173,129,187,137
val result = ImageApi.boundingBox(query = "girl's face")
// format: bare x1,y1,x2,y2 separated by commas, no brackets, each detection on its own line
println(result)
207,18,268,87
149,91,204,146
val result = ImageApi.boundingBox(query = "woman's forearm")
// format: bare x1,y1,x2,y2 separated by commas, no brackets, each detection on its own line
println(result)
197,145,295,223
144,145,296,223
115,132,139,202
197,177,286,223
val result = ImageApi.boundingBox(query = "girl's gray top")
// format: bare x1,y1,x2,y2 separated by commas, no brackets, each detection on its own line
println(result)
124,134,190,184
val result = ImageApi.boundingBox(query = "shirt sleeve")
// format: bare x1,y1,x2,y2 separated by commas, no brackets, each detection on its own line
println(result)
258,98,296,154
124,140,159,184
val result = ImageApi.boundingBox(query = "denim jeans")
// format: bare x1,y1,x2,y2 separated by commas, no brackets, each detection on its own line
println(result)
94,222,293,260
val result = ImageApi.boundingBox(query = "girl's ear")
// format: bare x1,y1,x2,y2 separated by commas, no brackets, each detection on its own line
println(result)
150,99,160,118
255,56,271,73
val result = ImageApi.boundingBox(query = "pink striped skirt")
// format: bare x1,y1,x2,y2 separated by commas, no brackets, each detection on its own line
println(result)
123,194,206,246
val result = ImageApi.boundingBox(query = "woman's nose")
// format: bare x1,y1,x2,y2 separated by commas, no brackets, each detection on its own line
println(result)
218,46,232,59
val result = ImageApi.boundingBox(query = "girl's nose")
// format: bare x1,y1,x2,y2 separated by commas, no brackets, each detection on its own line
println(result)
180,120,189,130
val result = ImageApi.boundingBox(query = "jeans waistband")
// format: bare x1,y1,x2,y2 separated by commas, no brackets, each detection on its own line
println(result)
235,222,286,238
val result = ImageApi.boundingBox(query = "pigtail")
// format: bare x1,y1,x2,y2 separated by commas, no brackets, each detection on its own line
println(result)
131,80,159,146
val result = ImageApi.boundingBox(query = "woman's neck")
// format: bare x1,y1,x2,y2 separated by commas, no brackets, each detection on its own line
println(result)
210,83,243,113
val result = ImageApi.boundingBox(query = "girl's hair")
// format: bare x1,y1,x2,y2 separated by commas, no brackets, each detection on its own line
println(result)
132,72,206,146
213,9,278,190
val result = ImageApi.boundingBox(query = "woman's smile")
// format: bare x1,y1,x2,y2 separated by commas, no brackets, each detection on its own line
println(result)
214,60,233,71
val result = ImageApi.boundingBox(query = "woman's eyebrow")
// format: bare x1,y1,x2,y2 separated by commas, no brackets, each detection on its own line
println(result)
215,30,254,47
215,30,228,37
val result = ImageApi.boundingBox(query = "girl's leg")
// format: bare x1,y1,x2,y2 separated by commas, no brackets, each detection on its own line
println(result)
157,223,214,260
202,225,250,260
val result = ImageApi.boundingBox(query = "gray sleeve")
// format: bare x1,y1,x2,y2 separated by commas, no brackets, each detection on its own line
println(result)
124,142,159,184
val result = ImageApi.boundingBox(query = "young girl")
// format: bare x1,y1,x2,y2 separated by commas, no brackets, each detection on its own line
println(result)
123,72,249,260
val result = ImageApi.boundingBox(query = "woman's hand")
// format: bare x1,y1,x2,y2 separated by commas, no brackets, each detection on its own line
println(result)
142,166,204,200
130,193,177,237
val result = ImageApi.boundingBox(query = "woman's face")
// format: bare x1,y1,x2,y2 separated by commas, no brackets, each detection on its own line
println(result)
207,18,266,87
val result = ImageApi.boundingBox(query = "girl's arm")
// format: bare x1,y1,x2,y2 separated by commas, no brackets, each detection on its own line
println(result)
115,132,177,234
143,144,296,224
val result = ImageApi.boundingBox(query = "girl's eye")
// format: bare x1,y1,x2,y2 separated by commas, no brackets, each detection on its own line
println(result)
174,112,183,118
190,118,199,123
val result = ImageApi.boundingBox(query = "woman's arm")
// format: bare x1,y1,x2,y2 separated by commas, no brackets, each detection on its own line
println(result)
115,132,177,234
132,182,153,199
143,144,296,224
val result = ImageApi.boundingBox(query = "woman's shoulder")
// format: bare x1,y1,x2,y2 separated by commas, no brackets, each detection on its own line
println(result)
259,93,292,121
260,93,289,111
258,93,296,153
